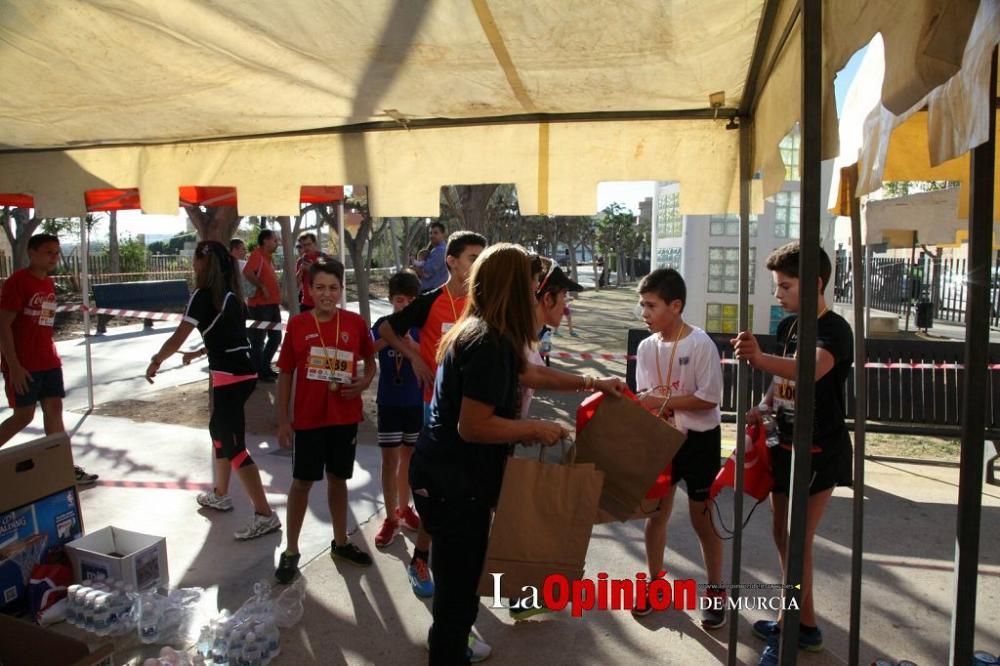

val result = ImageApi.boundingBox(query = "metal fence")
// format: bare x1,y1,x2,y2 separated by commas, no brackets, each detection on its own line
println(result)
0,254,196,291
834,249,1000,328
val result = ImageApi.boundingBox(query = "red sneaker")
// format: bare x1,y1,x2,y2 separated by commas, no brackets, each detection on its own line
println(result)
396,505,421,531
375,518,398,548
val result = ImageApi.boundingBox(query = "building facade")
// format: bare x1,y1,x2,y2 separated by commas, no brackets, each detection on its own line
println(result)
650,134,838,334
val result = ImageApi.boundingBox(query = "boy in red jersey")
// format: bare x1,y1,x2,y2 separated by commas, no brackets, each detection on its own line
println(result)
273,258,376,583
0,234,97,485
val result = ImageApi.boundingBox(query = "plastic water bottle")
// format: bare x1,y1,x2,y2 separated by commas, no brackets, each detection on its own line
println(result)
66,584,81,625
72,586,92,627
259,621,279,663
197,624,214,659
137,593,161,644
83,589,103,631
92,596,111,635
211,619,230,666
762,412,780,448
226,630,244,666
241,632,262,666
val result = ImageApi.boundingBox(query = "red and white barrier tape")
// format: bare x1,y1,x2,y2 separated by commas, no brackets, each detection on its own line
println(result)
56,304,1000,369
56,303,286,330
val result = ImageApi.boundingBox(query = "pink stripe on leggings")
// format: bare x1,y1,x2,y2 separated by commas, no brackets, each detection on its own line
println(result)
230,449,250,469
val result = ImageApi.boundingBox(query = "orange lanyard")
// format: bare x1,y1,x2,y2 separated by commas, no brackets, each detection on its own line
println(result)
443,284,459,321
654,322,685,396
312,309,341,375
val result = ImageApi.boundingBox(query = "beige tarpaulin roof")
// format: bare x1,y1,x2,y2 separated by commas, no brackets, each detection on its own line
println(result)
830,0,1000,218
0,0,989,218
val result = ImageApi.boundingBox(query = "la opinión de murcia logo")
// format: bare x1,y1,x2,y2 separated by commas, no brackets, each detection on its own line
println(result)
488,572,799,617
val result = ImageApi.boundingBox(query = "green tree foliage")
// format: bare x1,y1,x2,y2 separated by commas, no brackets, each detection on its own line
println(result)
118,235,148,275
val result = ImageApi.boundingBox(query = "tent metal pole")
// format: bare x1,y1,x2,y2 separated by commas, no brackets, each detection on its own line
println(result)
338,199,347,308
780,0,821,662
80,216,94,412
949,45,996,666
846,165,867,666
725,117,753,666
864,246,873,337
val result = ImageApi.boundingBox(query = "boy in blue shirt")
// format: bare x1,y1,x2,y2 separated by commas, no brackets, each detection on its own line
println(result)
371,271,425,549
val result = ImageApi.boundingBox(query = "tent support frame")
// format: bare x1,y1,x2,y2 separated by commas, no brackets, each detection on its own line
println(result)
779,0,821,662
949,45,997,666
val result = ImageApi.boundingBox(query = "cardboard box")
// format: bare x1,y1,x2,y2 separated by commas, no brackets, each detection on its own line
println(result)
0,434,83,614
66,526,168,591
0,614,114,666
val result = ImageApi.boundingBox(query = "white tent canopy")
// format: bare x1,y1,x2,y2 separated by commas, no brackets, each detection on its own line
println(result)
0,0,989,218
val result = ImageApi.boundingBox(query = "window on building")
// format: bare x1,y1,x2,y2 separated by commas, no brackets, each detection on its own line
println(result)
781,133,800,181
656,190,683,238
708,247,756,294
774,191,800,238
769,305,786,335
706,303,754,334
709,214,758,237
656,247,682,270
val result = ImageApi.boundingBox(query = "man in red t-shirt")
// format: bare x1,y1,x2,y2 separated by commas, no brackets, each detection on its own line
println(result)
243,229,282,382
0,234,97,485
294,231,329,313
273,258,377,583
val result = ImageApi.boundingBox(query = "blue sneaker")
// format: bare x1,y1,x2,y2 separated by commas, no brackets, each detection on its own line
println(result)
752,620,824,652
408,557,434,598
758,633,780,666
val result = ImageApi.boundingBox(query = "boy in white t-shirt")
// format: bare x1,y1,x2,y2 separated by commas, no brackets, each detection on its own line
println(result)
633,268,726,630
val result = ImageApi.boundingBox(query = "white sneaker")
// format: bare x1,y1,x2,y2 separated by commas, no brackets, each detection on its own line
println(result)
467,633,492,663
423,631,492,662
234,512,281,540
196,490,233,512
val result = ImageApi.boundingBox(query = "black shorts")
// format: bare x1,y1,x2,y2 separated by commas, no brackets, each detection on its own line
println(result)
377,404,423,447
293,424,359,481
670,426,722,502
4,367,65,408
771,430,853,496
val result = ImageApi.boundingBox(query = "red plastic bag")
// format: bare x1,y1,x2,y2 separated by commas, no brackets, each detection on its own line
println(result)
710,424,773,501
576,388,672,501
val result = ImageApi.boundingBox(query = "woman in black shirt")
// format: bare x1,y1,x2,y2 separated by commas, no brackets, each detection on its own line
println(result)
410,243,622,664
145,241,280,541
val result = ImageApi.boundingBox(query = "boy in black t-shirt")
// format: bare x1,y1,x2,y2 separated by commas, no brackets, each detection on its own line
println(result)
732,242,853,661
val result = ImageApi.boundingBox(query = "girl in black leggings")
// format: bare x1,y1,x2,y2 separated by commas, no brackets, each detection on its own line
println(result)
146,240,280,541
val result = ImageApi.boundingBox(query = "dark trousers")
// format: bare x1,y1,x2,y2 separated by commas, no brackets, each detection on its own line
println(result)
411,454,492,666
247,304,281,374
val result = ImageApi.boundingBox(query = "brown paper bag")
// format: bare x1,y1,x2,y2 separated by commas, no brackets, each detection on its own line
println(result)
476,452,605,598
575,393,685,521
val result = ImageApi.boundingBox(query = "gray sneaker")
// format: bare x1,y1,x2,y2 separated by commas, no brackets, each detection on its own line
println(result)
234,512,281,540
196,490,233,512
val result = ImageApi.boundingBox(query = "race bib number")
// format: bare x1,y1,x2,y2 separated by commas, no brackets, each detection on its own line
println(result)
39,300,56,327
441,322,453,334
306,347,354,384
772,376,797,438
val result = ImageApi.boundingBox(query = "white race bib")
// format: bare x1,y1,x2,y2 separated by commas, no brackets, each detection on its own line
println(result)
306,346,354,384
441,322,454,334
38,300,56,327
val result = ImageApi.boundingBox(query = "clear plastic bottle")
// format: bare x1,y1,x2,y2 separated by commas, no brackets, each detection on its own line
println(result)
137,593,161,644
92,596,110,635
73,586,92,627
226,630,244,666
211,619,231,666
762,412,780,448
259,621,279,663
241,632,262,666
196,624,214,659
65,584,81,625
83,589,103,631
